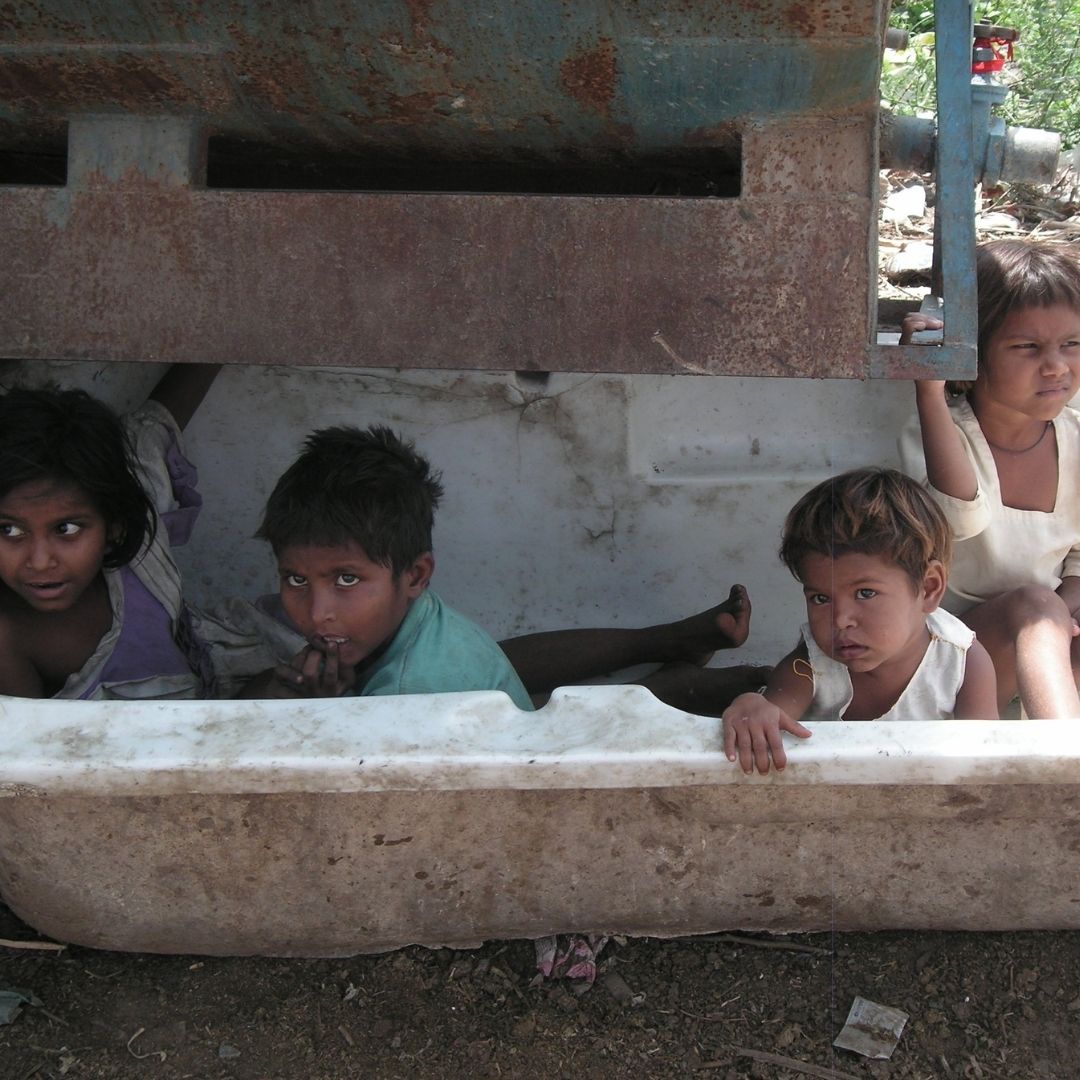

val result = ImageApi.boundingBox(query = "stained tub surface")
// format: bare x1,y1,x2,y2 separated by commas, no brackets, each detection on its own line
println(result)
2,686,1080,957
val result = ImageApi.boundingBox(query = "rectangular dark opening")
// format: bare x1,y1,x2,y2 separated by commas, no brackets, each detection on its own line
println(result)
0,139,66,185
205,136,741,197
0,134,743,196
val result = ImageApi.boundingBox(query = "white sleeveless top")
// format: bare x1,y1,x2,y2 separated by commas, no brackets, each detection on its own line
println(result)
897,400,1080,615
800,608,975,722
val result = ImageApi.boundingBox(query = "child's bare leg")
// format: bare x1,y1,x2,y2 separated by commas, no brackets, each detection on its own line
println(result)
964,587,1080,718
637,662,773,716
499,585,752,695
665,583,752,663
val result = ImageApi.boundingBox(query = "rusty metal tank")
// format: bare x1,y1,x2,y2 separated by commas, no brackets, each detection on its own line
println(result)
1,1,947,378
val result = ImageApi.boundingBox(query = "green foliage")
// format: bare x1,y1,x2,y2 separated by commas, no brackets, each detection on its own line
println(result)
879,21,936,119
889,1,936,33
883,1,1080,149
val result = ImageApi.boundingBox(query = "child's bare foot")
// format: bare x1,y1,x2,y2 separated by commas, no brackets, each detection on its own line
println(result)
640,662,773,716
661,584,751,666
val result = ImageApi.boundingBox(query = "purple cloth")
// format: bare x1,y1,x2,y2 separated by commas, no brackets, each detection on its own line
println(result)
79,568,195,697
75,421,207,698
159,438,202,546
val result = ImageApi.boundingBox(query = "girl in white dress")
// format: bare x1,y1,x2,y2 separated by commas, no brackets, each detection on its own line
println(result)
899,240,1080,718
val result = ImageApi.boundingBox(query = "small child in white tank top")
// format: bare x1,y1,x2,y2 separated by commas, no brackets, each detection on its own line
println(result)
722,468,998,775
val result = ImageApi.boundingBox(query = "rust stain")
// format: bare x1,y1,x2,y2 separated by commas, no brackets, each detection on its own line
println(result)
782,3,817,36
377,90,444,126
403,0,434,40
559,38,616,118
682,120,740,150
0,54,224,110
223,23,321,116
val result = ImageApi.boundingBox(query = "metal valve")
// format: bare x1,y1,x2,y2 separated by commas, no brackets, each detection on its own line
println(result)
880,21,1060,186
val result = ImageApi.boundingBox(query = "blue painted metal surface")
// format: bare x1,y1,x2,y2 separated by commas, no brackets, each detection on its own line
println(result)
0,2,885,165
934,0,979,368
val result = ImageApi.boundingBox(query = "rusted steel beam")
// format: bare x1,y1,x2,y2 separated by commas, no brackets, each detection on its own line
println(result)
1,114,879,377
1,181,874,376
869,343,979,380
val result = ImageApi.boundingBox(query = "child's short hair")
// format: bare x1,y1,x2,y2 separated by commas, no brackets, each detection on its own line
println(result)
257,425,444,575
0,387,154,568
779,467,951,586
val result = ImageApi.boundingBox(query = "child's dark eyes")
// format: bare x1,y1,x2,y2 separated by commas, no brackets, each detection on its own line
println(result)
1007,341,1080,352
809,589,875,603
1,521,87,538
283,574,307,588
337,573,360,587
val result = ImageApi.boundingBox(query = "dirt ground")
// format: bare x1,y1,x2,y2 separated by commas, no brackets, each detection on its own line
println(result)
4,900,1080,1080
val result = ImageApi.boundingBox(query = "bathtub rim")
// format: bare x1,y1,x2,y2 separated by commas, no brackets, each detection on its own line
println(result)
1,684,1076,797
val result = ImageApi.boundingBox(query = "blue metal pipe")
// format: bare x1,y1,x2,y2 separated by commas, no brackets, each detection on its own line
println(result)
872,0,978,379
934,0,979,369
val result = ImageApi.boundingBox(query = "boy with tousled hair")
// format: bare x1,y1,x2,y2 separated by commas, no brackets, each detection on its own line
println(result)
244,425,532,707
213,424,761,706
722,467,997,775
257,425,441,579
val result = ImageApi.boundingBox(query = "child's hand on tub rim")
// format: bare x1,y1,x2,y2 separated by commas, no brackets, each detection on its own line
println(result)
722,691,812,775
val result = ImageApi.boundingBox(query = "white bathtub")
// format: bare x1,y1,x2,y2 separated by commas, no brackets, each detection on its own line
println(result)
3,686,1079,956
3,363,1078,954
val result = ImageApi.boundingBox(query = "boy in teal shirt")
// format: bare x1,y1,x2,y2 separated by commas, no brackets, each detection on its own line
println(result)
246,425,532,708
